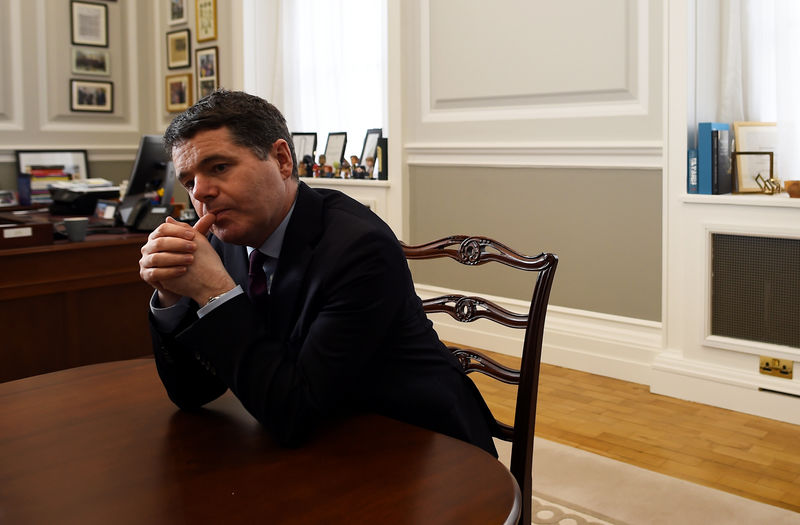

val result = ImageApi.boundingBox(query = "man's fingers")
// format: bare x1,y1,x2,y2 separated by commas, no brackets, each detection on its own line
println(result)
194,213,216,236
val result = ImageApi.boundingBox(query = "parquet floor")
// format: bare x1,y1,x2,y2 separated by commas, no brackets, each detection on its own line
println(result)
470,350,800,514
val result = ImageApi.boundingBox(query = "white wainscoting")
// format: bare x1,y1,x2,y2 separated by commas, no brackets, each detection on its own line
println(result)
414,284,662,387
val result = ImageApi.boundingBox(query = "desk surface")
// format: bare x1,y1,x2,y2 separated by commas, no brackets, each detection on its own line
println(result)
0,359,520,524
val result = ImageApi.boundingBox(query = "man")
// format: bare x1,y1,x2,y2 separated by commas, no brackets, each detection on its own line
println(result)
139,90,497,456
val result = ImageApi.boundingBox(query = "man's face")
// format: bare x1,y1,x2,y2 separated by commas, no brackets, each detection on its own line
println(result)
172,127,297,247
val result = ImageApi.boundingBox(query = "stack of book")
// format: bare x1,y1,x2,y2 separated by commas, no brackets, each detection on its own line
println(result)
688,122,732,195
25,165,74,204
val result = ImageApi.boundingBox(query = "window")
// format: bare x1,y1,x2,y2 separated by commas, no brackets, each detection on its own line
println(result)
280,0,387,163
691,0,800,180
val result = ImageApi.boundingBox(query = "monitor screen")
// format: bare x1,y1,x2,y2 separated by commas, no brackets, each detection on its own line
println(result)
118,135,175,224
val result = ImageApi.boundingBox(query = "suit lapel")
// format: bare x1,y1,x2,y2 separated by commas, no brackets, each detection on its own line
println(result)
269,182,324,340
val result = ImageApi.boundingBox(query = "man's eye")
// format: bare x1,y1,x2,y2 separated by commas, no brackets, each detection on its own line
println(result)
213,164,228,173
182,179,194,190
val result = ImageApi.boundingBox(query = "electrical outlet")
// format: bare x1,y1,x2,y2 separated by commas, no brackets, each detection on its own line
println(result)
759,356,794,379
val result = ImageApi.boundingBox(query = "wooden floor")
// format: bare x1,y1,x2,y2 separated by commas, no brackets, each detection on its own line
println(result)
470,351,800,514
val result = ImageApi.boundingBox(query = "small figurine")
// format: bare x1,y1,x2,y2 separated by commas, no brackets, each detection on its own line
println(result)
340,159,351,178
364,156,375,179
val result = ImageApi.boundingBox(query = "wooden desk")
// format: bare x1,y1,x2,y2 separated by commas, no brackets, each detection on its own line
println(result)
0,233,153,382
0,359,520,524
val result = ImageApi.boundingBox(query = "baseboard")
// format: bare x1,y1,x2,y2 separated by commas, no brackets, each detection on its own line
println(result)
415,284,663,386
651,351,800,426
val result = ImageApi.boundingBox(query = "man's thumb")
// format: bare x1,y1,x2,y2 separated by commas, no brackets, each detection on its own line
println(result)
194,213,216,235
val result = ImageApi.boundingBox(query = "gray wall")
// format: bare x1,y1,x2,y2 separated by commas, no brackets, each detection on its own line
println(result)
408,166,662,322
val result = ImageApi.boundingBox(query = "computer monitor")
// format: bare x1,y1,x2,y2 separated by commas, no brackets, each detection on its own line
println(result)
118,135,175,226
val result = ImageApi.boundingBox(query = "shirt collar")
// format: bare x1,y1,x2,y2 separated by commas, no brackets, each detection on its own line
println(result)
248,199,296,259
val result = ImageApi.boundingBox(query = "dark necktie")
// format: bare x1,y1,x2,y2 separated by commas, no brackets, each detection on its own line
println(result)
247,250,269,302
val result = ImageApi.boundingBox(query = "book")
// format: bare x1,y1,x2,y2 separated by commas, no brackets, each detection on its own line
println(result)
714,128,732,194
697,122,729,194
687,149,698,193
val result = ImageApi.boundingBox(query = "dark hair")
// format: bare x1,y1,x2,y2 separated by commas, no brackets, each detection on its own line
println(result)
163,89,298,179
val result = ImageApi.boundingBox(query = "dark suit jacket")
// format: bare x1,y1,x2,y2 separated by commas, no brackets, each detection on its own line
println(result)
151,182,497,456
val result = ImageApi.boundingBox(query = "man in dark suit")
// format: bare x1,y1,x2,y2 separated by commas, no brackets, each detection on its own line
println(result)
139,90,497,456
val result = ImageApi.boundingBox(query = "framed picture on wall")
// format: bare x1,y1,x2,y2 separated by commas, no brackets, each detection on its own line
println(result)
195,46,218,99
196,0,217,42
169,0,188,25
71,1,108,47
70,79,113,112
71,47,110,76
166,29,191,69
166,73,193,113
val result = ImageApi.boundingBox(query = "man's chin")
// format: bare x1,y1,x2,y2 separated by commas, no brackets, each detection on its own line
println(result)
210,225,245,245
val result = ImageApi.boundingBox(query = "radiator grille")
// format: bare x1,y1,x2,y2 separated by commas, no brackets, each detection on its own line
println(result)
711,234,800,348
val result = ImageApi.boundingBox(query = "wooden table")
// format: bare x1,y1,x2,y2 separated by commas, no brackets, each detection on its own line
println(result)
0,359,520,524
0,232,153,382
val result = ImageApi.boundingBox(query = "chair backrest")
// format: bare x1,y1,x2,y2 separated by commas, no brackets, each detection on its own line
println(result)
402,235,557,525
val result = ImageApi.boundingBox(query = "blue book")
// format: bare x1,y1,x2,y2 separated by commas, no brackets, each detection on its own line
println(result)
687,149,698,194
697,122,729,194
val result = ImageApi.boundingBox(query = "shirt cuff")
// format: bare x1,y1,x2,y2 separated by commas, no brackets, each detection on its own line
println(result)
197,285,244,318
150,293,192,333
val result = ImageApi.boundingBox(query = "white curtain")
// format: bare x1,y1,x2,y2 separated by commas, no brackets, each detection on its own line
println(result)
718,0,800,180
280,0,386,163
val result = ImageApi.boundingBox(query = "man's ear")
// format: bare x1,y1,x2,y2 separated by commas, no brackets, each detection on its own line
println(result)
272,139,295,179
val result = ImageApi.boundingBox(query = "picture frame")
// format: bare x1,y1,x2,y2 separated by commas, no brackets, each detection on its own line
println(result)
16,150,90,181
169,0,188,25
323,132,347,168
195,46,218,99
733,121,777,193
71,47,110,76
166,73,193,113
196,0,218,42
70,79,113,112
291,132,318,170
360,128,382,177
166,29,191,70
0,189,19,208
71,1,108,47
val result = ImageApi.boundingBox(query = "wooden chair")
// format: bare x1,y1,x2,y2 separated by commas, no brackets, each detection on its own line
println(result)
402,235,558,525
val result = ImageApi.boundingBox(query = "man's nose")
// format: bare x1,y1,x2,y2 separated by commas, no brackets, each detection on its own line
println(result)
191,174,217,201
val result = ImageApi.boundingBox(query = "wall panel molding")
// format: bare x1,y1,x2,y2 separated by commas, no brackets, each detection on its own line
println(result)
0,0,24,131
405,141,662,168
420,0,649,123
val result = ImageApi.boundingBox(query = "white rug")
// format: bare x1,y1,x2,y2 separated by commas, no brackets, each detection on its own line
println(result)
494,438,800,525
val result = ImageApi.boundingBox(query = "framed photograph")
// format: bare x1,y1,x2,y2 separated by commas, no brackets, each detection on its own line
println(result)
167,29,191,69
70,79,113,112
292,132,317,162
0,189,19,208
733,122,777,193
195,46,218,99
323,132,347,168
16,150,90,181
169,0,188,25
196,0,218,42
166,73,193,113
71,47,110,76
71,1,108,47
360,128,382,177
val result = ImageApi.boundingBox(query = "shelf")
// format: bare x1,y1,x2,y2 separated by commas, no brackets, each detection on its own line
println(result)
682,192,800,208
302,177,390,188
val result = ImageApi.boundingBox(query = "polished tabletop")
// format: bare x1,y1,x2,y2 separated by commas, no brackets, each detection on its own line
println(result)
0,358,519,524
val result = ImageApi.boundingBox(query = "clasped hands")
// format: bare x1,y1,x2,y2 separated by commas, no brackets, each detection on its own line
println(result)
139,214,236,308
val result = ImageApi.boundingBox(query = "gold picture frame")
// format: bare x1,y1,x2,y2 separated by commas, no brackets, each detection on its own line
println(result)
196,0,217,42
733,121,777,193
166,73,192,113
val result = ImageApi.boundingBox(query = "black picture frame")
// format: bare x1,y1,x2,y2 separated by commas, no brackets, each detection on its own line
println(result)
360,128,382,177
291,132,317,166
323,132,347,168
167,28,191,70
71,1,108,48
